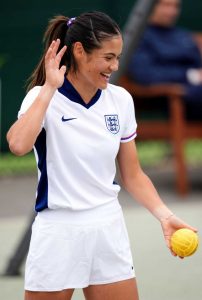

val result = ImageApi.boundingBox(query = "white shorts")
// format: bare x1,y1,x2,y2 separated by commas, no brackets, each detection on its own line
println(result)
25,201,135,291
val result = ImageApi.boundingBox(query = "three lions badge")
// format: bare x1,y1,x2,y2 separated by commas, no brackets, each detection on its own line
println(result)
105,115,120,134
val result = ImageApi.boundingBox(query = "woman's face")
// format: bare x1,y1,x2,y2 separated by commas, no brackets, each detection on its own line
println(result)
76,35,123,90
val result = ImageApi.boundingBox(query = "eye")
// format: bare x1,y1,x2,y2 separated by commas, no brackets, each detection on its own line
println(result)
105,56,113,61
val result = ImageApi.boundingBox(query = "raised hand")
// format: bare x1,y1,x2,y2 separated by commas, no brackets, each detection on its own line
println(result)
160,214,198,257
44,39,67,89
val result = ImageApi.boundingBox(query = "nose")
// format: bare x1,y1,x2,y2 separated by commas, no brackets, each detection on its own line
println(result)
110,59,119,72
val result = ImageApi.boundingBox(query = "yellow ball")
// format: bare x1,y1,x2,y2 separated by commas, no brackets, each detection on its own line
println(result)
171,228,199,257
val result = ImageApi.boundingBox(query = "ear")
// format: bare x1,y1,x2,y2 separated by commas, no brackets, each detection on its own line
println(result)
73,42,85,60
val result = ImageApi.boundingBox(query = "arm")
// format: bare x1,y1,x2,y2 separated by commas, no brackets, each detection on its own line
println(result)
117,140,197,255
7,85,55,156
7,39,67,156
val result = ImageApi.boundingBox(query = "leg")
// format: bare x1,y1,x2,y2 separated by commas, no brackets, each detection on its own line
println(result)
83,278,139,300
24,289,74,300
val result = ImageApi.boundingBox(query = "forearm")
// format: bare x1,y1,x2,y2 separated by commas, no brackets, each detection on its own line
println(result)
7,84,56,156
122,169,173,221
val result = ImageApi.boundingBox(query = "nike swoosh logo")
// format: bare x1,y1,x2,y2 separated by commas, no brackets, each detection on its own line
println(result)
61,116,77,122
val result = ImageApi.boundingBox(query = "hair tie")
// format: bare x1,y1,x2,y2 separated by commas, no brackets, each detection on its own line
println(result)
67,17,76,27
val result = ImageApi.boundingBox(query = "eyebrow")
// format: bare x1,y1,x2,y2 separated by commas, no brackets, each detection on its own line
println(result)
104,52,122,57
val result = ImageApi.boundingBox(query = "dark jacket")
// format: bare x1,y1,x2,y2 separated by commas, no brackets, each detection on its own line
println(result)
128,25,202,105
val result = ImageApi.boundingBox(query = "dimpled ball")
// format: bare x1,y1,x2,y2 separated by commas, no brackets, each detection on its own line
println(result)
171,228,199,257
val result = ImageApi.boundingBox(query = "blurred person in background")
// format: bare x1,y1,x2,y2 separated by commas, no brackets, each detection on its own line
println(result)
127,0,202,119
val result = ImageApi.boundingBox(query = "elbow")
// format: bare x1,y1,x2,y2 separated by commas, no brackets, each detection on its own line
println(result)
120,169,143,193
7,134,31,156
10,147,29,157
120,175,133,192
9,143,31,156
8,142,30,156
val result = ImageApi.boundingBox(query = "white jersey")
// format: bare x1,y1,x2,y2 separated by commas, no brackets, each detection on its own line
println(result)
18,78,137,211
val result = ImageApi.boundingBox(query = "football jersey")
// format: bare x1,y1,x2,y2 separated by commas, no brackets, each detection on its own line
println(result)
18,77,137,211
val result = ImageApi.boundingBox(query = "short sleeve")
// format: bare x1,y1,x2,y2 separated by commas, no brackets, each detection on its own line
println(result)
121,93,137,143
18,86,41,119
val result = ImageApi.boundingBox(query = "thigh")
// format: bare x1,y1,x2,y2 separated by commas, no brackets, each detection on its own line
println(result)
25,289,74,300
83,278,139,300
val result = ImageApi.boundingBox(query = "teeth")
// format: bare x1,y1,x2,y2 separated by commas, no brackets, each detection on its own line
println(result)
102,73,111,78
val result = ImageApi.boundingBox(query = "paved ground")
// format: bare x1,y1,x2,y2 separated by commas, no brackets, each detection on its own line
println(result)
0,167,201,300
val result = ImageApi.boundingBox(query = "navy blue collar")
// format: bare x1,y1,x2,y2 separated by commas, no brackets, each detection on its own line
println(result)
58,76,102,109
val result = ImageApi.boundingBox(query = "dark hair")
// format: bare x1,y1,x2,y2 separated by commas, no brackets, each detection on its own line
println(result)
27,11,121,91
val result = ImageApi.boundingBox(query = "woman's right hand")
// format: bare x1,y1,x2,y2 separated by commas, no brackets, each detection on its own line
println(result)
44,39,67,89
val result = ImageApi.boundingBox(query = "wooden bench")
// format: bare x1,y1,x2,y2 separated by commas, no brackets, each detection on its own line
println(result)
118,75,202,196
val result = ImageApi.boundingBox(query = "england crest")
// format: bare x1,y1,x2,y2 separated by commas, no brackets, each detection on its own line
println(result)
104,114,120,134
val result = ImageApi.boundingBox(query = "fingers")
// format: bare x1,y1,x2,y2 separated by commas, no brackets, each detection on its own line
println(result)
173,217,198,233
45,39,67,62
45,40,58,60
50,39,60,55
168,215,197,232
185,224,198,233
170,248,184,259
59,65,67,76
170,249,177,257
55,44,67,64
165,236,184,259
166,237,183,258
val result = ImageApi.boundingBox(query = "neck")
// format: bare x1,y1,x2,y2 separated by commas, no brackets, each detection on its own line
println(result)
67,72,98,104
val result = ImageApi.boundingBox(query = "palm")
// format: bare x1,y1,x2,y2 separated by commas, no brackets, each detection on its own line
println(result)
45,39,67,89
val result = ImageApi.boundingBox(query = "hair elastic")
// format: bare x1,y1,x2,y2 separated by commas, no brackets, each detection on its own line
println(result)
67,17,76,27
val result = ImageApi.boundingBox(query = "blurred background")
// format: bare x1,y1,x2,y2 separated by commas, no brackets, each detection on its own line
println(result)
1,0,202,152
0,1,202,299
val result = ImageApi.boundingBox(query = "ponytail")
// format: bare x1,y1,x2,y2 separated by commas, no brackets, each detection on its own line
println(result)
26,15,68,91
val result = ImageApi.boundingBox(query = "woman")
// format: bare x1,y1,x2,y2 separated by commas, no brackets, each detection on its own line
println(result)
7,11,196,300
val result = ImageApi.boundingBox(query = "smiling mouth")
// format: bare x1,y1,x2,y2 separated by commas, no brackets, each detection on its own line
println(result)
101,73,111,81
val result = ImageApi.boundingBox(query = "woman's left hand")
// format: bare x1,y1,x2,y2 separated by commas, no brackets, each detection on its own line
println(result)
160,214,198,258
